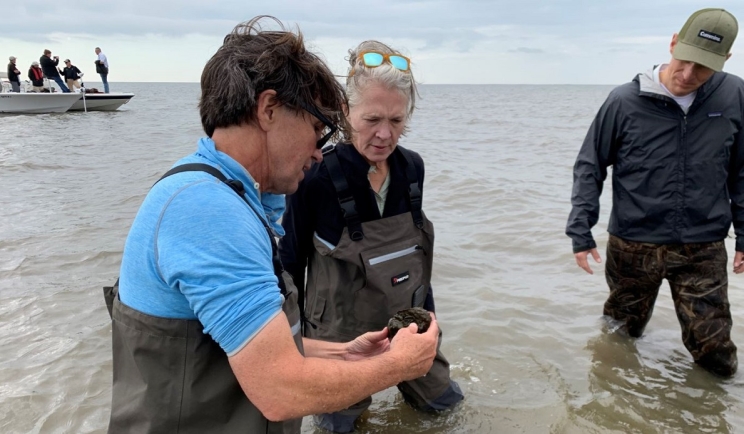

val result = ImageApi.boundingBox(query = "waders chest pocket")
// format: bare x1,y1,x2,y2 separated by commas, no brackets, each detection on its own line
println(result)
355,240,428,325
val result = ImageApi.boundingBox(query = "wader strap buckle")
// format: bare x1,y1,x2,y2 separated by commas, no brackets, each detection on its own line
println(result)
155,163,288,296
324,146,365,241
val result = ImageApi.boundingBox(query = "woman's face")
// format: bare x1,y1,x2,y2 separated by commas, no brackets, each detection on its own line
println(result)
349,82,408,165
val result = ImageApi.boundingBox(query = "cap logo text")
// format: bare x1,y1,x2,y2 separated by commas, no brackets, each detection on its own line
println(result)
698,30,723,43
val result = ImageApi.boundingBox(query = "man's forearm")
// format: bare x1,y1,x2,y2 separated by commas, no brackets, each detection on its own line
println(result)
302,338,347,360
230,313,423,422
268,352,405,420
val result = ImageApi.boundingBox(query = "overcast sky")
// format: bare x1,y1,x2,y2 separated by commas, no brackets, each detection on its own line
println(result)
3,1,744,84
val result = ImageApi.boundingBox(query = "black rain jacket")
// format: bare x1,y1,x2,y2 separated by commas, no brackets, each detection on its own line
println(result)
567,69,744,253
40,55,60,78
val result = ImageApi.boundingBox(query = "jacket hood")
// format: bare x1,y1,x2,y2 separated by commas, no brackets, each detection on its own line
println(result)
637,68,666,96
633,65,727,103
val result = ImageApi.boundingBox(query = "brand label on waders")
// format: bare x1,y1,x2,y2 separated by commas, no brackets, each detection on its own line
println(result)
391,271,410,286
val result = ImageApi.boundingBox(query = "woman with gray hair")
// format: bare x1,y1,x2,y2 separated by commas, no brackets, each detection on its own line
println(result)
280,40,463,433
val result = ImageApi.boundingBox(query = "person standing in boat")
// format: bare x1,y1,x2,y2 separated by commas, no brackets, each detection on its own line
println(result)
94,47,109,93
279,41,464,433
105,16,439,434
7,56,21,92
39,50,69,93
62,59,83,92
28,61,44,92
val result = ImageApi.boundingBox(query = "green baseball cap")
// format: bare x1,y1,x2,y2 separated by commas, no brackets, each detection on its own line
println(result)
673,8,738,71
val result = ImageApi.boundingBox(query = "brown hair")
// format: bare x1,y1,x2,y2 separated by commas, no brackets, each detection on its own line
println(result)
199,16,348,138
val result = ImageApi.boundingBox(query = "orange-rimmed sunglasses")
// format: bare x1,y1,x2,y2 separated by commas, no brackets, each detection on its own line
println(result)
350,51,411,76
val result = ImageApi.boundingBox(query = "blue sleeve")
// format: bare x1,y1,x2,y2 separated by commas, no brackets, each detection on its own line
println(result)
157,181,284,356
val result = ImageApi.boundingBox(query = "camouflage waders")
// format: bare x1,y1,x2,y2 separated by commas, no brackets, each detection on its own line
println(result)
604,234,737,377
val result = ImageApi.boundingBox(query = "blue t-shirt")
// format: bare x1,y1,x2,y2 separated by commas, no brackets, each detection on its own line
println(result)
118,137,286,356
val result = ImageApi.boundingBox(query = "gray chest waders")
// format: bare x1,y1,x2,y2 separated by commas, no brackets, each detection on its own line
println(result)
302,148,463,426
103,163,303,434
302,147,434,341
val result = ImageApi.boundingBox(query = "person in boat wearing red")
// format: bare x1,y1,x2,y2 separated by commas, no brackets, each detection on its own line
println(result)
7,56,21,92
28,61,44,92
62,59,83,92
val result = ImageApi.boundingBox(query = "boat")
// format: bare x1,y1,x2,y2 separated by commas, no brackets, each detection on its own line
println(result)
69,92,135,111
0,92,83,114
1,72,134,113
1,72,78,113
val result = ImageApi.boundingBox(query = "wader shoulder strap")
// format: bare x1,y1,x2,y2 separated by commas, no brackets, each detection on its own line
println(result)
156,163,288,296
400,151,424,229
322,146,364,241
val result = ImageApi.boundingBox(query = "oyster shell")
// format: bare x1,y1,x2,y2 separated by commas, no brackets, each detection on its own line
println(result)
387,307,431,340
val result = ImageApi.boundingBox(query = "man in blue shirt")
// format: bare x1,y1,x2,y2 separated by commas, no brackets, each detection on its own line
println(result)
105,16,440,433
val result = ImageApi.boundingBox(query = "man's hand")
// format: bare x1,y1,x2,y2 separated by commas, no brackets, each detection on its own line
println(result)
734,251,744,274
343,328,390,361
575,248,602,274
388,313,439,381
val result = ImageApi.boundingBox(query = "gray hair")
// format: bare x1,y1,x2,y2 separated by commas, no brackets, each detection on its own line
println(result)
345,40,418,123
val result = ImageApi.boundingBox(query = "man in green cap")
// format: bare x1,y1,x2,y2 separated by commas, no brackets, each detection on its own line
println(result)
567,8,742,377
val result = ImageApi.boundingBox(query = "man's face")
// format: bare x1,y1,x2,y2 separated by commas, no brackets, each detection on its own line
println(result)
665,57,715,96
265,105,325,194
665,33,730,96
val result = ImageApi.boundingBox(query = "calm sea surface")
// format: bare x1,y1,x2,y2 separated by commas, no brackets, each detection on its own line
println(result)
2,83,744,433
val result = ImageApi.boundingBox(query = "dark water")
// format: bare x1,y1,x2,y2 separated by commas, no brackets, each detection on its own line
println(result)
1,83,743,433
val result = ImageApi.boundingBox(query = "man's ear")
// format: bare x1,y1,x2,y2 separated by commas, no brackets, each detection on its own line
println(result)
255,89,280,132
669,33,679,56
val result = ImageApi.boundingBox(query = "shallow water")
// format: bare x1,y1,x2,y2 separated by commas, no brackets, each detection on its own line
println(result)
1,83,743,433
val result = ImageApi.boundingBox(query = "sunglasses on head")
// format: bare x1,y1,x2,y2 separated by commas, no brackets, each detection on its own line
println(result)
359,51,410,72
298,101,338,149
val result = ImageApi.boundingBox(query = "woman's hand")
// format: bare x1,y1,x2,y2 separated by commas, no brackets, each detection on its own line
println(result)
343,328,391,361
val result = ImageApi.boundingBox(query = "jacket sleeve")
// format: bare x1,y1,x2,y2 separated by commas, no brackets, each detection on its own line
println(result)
566,93,620,253
729,111,744,252
279,177,313,293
